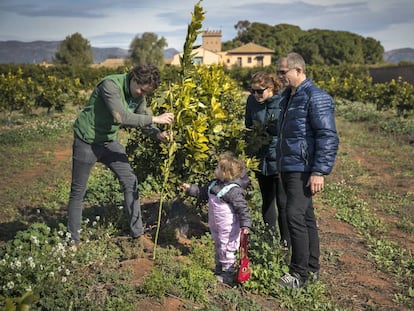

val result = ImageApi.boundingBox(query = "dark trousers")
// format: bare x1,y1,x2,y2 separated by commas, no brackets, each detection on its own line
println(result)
281,172,320,280
257,173,290,246
67,135,143,243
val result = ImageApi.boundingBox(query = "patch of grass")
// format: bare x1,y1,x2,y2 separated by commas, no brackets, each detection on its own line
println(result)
214,290,263,311
373,191,414,232
138,173,163,197
0,161,71,221
0,114,74,145
396,219,414,234
140,240,216,304
322,248,342,265
84,165,124,207
373,191,401,214
336,99,414,137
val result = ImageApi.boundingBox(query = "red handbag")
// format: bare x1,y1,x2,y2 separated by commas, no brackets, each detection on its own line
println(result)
236,232,251,283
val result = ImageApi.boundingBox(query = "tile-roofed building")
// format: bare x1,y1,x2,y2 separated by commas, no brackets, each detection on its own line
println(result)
170,31,275,68
170,46,221,66
225,42,274,54
222,42,274,67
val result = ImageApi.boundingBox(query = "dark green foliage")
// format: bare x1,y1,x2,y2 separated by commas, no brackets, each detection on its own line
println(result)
224,65,276,91
0,64,121,93
84,167,124,207
0,68,37,123
223,21,384,65
295,29,363,65
0,60,412,122
268,23,305,58
129,32,167,68
372,77,414,117
162,65,181,85
363,37,385,64
308,63,371,82
54,32,93,66
0,65,125,120
224,22,304,60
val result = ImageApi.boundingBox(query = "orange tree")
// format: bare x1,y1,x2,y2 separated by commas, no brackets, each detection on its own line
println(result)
126,1,253,202
0,68,36,124
372,77,414,117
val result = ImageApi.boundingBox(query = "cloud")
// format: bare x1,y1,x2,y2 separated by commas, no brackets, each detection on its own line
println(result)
0,1,105,18
0,0,413,51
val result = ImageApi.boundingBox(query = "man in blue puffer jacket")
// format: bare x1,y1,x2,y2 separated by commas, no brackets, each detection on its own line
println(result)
276,52,339,289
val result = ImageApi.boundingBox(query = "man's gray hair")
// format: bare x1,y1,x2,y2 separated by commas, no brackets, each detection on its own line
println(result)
286,52,306,74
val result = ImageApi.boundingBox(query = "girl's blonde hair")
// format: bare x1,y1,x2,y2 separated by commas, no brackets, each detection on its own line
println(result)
214,152,246,182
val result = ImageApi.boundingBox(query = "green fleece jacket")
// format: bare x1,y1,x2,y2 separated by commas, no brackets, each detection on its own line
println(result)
74,73,159,144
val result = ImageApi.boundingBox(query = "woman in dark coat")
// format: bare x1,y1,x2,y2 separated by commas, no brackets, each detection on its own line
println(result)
245,71,290,249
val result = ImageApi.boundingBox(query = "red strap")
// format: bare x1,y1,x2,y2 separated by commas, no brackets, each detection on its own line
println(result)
240,232,249,259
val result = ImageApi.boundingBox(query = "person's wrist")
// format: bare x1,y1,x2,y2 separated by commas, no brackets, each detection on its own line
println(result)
311,172,324,176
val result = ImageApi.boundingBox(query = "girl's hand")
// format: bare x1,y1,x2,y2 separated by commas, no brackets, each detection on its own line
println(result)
181,183,190,192
241,228,249,234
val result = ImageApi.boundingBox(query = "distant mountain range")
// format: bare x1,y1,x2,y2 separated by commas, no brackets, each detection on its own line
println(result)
0,40,179,64
383,48,414,63
0,40,412,65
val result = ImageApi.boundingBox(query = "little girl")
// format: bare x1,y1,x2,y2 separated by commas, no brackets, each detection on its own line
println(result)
182,152,251,285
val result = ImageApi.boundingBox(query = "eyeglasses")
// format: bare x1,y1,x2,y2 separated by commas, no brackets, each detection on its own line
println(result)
250,87,268,95
277,68,295,75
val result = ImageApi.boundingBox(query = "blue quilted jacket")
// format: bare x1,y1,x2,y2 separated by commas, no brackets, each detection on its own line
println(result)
277,78,339,174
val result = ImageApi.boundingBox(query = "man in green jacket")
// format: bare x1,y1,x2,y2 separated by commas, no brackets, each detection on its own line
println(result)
67,63,174,244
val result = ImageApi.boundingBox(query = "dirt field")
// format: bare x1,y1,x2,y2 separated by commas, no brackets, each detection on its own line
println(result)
1,117,413,310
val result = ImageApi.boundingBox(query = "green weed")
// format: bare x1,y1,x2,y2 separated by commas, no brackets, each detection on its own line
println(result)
214,290,262,311
396,219,414,234
141,239,216,304
84,165,124,207
0,115,73,145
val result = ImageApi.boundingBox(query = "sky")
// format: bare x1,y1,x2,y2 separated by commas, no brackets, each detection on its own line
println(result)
0,0,413,52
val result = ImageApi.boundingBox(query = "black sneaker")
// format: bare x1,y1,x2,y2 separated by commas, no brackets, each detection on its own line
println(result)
216,268,235,285
278,272,305,289
213,263,223,275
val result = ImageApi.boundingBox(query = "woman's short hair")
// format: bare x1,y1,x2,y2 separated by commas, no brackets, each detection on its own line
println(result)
250,71,282,93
